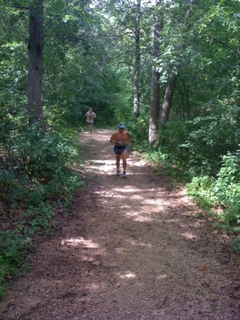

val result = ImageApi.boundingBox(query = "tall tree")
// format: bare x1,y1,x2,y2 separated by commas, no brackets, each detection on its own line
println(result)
100,0,146,118
133,0,141,117
27,0,45,129
158,1,195,128
160,69,177,123
148,0,162,145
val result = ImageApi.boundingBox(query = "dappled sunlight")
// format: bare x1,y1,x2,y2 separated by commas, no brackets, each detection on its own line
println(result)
133,215,155,222
114,187,143,193
113,188,148,200
60,237,107,266
144,198,162,205
88,159,116,173
127,160,147,167
95,185,189,213
74,130,229,316
119,271,137,279
90,160,115,165
80,157,149,176
85,283,102,291
181,232,197,240
61,237,100,249
1,130,235,320
125,239,152,247
125,212,139,217
157,274,168,280
125,212,157,222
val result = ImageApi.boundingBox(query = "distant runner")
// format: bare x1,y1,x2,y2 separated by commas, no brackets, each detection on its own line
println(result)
110,123,131,178
85,107,96,133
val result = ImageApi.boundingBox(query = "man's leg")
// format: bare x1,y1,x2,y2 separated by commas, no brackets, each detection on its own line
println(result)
121,150,128,177
115,154,121,175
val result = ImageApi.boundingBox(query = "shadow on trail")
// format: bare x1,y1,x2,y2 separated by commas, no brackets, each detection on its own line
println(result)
57,129,238,319
0,129,238,320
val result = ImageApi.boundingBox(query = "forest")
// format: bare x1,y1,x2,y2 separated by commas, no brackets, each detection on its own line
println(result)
0,0,239,297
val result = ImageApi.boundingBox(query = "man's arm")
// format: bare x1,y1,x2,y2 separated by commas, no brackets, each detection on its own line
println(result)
110,133,117,144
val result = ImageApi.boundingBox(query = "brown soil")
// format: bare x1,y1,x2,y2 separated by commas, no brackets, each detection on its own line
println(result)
0,129,240,320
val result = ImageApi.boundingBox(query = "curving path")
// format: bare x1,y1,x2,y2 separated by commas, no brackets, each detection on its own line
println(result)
0,129,239,320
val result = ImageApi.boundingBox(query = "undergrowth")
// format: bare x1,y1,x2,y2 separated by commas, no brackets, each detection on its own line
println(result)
144,147,240,255
0,127,85,298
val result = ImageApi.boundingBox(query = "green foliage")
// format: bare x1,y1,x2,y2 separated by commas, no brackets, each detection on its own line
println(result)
23,203,54,232
229,238,240,253
210,151,240,233
1,126,81,202
0,126,83,296
1,0,240,296
187,176,215,210
186,151,240,249
43,1,124,130
125,110,150,151
153,0,240,250
159,100,240,177
14,126,73,165
0,230,31,298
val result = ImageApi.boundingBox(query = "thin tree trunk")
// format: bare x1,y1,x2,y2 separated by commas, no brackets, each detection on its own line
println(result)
149,66,160,145
158,70,177,146
148,0,162,145
27,0,45,129
133,0,141,118
161,70,178,122
158,1,193,144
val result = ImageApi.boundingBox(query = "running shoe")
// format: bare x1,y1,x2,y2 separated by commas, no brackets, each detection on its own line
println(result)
116,170,120,176
123,172,127,178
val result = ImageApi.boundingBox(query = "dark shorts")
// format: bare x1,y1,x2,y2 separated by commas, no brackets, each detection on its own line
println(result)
114,144,127,155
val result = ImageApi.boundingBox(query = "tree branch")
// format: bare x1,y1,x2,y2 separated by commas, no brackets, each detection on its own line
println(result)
206,33,240,55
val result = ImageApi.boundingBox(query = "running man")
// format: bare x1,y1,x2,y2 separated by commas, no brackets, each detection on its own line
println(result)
110,123,131,178
85,107,96,133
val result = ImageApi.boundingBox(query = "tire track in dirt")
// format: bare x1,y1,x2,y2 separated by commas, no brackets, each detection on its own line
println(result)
0,129,239,320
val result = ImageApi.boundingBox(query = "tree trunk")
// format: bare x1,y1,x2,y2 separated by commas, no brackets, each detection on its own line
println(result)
133,0,141,118
149,66,160,145
161,70,178,122
27,0,45,129
160,0,195,123
148,0,162,145
158,70,178,146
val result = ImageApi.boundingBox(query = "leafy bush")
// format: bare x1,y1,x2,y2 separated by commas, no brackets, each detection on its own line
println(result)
22,203,55,232
187,151,240,247
187,175,214,209
0,126,84,297
0,231,31,298
210,151,240,232
161,105,240,176
125,111,150,151
1,126,80,203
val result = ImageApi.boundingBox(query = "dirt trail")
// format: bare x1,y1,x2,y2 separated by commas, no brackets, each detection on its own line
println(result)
0,129,239,320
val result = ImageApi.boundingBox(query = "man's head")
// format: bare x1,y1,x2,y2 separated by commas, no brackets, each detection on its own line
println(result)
118,123,125,130
89,107,92,112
